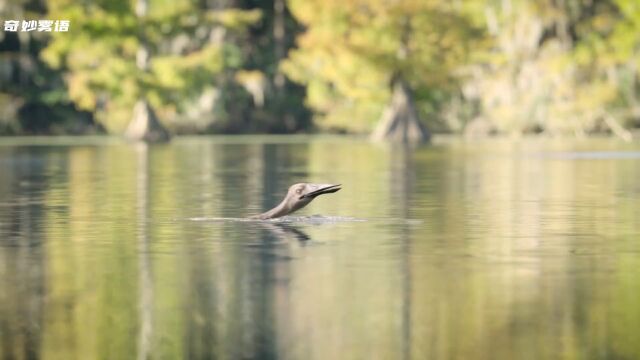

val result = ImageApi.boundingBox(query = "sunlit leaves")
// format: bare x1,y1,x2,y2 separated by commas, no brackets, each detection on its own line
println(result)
283,0,480,132
42,0,260,132
457,0,640,136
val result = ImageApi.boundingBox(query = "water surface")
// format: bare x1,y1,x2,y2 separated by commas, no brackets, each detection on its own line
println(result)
1,136,639,359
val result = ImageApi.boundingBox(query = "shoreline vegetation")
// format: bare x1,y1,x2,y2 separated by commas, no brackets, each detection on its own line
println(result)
2,0,640,142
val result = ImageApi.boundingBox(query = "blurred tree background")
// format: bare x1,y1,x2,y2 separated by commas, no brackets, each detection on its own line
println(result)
1,0,640,138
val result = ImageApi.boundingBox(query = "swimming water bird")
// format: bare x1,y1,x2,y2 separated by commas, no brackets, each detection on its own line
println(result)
252,183,341,220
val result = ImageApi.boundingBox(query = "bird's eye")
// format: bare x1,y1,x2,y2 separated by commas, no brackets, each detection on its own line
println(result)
296,187,303,194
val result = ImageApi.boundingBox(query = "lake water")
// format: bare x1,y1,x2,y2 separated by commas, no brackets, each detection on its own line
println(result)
1,136,639,359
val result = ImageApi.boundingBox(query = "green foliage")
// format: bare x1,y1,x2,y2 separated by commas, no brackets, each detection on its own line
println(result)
42,0,261,132
4,0,640,136
0,0,99,135
282,0,481,132
450,0,640,137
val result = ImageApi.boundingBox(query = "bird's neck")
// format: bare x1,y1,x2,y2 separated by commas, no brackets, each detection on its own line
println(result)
256,199,291,220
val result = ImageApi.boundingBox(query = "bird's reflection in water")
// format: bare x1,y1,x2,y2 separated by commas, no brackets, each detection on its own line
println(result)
263,223,311,243
245,223,313,264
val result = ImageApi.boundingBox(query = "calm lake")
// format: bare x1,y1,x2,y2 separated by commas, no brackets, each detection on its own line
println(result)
1,136,639,359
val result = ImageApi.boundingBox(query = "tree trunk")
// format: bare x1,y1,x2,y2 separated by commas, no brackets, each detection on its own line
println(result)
125,99,170,142
273,0,286,90
371,78,430,143
124,0,170,142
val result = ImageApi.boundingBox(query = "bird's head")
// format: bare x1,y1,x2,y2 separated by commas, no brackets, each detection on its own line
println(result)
284,183,342,213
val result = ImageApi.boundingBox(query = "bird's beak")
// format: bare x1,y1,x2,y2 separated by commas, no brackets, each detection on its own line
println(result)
301,184,342,199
